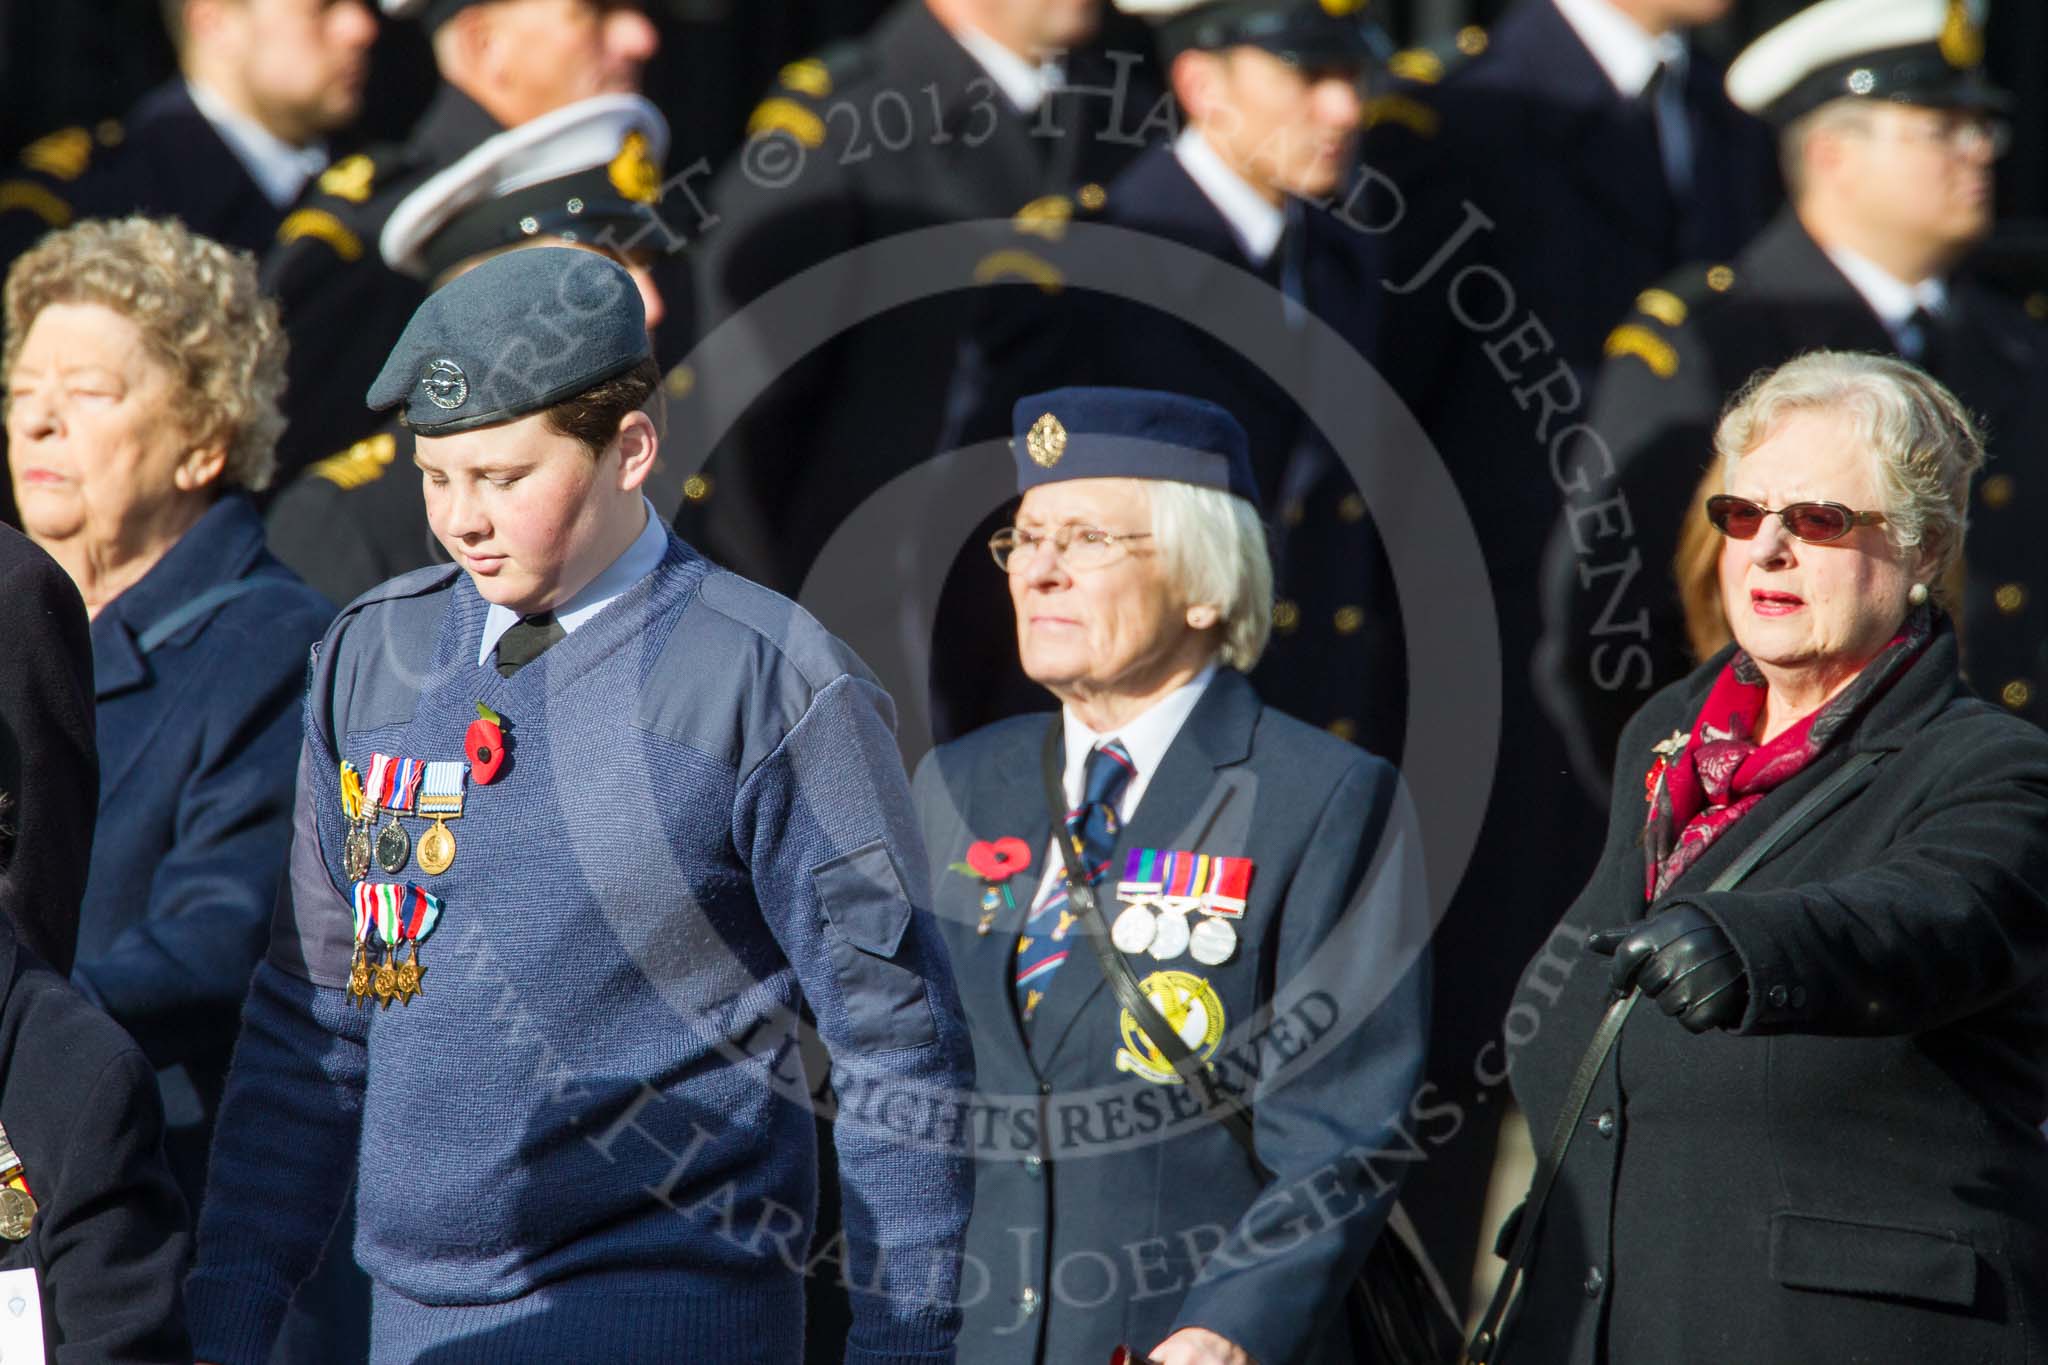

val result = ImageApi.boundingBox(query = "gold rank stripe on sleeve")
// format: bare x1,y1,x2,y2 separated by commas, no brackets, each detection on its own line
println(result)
1362,94,1441,139
278,207,364,261
0,179,71,228
972,250,1063,292
1012,195,1074,242
778,57,833,99
19,126,93,181
746,98,826,150
308,432,399,491
1605,323,1680,379
1635,288,1689,328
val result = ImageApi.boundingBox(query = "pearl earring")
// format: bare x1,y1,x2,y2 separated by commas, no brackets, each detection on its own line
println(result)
1908,582,1929,607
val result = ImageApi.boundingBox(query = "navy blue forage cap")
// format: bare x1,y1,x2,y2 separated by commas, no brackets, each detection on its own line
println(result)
1012,387,1261,509
1115,0,1394,68
367,246,649,436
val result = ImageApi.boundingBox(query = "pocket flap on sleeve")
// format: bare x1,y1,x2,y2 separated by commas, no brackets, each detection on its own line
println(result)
811,841,913,958
1769,1211,1978,1308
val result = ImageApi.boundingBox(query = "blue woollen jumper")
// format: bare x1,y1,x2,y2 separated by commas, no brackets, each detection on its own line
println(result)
185,536,974,1363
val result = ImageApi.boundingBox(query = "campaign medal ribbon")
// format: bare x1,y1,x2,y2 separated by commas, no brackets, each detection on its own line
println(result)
340,760,373,882
415,761,466,875
1115,849,1254,965
369,754,425,875
348,882,377,1007
0,1120,35,1241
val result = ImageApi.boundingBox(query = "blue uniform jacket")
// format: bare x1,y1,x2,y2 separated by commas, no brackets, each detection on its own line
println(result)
913,670,1432,1365
77,492,333,1193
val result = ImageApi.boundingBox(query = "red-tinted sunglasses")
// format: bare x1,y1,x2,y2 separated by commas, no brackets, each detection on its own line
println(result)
1705,494,1887,544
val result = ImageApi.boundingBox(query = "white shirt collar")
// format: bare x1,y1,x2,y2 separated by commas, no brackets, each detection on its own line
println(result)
1060,664,1219,820
1824,244,1950,339
1174,127,1286,267
184,79,328,209
951,21,1055,114
477,498,667,666
1549,0,1685,99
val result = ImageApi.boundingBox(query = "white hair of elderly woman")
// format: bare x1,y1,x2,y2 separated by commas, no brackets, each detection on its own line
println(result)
1148,479,1274,672
1713,350,1985,605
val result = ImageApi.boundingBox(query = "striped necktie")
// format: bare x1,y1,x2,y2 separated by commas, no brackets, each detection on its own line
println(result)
1014,739,1136,1022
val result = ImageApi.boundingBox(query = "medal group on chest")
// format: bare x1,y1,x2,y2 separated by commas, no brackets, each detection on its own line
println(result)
334,704,502,1010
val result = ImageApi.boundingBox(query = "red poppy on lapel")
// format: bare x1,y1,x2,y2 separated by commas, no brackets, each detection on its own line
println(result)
962,837,1032,883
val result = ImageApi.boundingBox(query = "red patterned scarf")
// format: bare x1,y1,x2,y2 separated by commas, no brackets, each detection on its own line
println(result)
1643,607,1932,901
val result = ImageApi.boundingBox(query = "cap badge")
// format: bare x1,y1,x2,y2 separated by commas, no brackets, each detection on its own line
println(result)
1940,0,1983,70
608,131,661,206
422,358,469,411
1319,0,1368,15
1027,412,1068,468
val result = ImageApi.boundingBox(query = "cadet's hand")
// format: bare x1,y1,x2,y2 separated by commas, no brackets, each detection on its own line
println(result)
1150,1326,1257,1365
1586,905,1749,1033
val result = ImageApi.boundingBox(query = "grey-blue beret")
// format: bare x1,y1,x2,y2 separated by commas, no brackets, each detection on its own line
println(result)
366,246,649,436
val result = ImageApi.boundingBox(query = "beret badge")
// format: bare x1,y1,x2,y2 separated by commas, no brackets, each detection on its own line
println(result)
422,358,469,411
1026,412,1068,468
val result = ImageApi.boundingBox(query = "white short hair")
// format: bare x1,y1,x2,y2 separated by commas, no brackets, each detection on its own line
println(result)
1714,350,1984,603
1146,480,1273,671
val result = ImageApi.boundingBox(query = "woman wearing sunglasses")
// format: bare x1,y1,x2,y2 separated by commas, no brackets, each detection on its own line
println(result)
1492,351,2048,1363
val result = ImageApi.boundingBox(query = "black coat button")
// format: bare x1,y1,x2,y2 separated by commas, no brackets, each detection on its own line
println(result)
1584,1266,1605,1297
1595,1109,1616,1139
1767,984,1789,1008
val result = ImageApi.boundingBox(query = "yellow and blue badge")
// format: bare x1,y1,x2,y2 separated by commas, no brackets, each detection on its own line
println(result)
1115,970,1226,1084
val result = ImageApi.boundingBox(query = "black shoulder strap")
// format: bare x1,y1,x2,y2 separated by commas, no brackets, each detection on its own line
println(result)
1467,747,1884,1362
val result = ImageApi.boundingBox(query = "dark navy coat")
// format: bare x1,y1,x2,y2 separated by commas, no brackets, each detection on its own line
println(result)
1505,622,2048,1363
913,669,1432,1365
77,491,332,1199
935,142,1407,759
0,920,193,1363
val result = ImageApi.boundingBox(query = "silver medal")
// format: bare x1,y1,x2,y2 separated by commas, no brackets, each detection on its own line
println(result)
1189,915,1239,967
1110,902,1157,955
1149,909,1191,961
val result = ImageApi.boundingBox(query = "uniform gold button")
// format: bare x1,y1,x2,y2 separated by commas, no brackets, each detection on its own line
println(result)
1982,474,2016,509
1273,600,1301,634
682,475,713,503
1456,25,1488,55
1996,583,2026,614
665,365,696,398
1337,493,1365,523
1706,265,1735,292
1328,718,1358,742
1334,606,1365,635
2002,680,2033,711
1077,183,1107,211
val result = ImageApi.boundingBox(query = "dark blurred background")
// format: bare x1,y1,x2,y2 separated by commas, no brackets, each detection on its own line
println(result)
2,1,2040,231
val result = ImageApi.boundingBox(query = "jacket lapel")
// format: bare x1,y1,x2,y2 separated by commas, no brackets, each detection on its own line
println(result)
1035,672,1260,1066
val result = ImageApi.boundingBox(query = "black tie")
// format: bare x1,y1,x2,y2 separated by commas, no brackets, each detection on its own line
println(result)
1901,306,1945,372
494,611,565,678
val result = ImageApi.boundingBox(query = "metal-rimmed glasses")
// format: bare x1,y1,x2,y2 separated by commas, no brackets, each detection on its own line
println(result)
1705,494,1887,544
989,524,1154,573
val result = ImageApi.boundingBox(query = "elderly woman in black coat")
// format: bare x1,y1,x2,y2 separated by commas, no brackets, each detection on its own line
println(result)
1494,351,2048,1363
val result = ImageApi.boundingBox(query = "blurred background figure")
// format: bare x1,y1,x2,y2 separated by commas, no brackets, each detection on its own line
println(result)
264,93,680,606
0,526,96,976
680,0,1163,603
1,214,338,1315
934,0,1407,754
0,0,377,267
261,0,661,484
1506,352,2048,1364
1541,0,2048,797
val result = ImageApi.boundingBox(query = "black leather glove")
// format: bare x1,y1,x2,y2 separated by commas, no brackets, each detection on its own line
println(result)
1586,905,1749,1033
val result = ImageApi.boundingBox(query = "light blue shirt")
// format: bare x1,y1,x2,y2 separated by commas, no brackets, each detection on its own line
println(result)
476,497,666,665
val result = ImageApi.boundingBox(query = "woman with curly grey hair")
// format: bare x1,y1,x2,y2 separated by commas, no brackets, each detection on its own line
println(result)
1489,351,2048,1363
3,215,332,1207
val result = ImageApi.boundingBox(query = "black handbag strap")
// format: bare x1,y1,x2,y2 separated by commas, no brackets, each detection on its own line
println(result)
1466,747,1883,1363
1039,722,1465,1337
